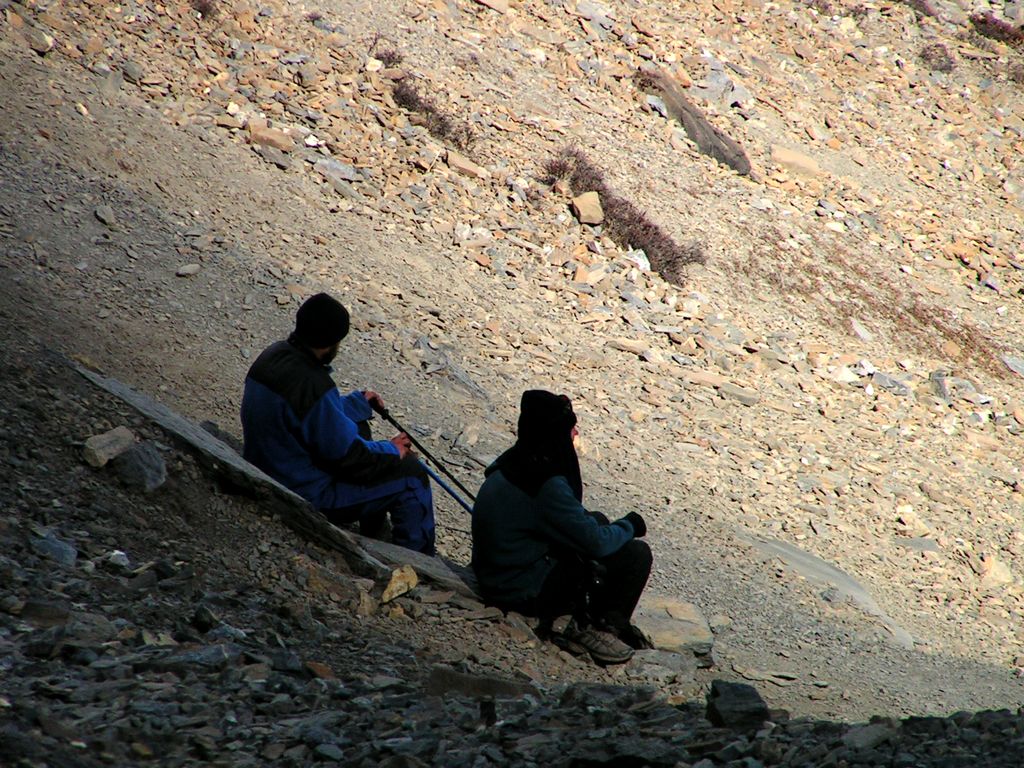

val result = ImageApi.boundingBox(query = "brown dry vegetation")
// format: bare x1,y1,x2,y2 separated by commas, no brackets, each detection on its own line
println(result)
919,43,956,73
542,147,706,285
970,13,1024,49
375,49,404,68
190,0,218,19
898,0,940,19
392,79,474,151
736,229,1009,378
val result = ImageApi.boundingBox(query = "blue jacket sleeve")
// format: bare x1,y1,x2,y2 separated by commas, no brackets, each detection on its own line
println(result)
536,477,634,558
303,389,401,483
303,389,359,460
336,390,398,455
338,390,373,422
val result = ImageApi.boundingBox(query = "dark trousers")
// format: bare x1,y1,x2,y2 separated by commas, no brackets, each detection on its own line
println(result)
324,476,435,555
502,513,652,631
534,539,652,631
322,420,436,555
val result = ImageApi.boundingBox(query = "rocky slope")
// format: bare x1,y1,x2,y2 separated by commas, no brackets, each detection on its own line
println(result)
4,0,1024,760
4,297,1024,766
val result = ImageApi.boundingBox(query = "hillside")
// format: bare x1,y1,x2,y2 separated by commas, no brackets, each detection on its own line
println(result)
4,0,1024,761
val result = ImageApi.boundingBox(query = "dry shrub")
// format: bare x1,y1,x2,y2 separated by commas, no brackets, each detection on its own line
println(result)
919,43,955,73
367,33,405,69
899,0,939,18
540,154,576,185
392,80,474,150
375,49,404,67
190,0,217,19
542,147,705,284
736,226,1009,378
631,69,659,94
970,13,1024,48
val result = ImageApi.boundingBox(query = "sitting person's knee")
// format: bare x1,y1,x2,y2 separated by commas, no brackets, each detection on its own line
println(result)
397,454,428,480
626,538,653,567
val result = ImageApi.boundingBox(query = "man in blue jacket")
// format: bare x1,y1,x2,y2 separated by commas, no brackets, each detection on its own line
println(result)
471,390,652,664
241,293,435,554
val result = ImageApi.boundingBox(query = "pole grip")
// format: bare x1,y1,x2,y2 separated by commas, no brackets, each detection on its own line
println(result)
368,400,477,502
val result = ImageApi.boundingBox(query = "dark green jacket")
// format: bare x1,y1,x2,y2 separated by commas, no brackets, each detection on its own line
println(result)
470,469,636,604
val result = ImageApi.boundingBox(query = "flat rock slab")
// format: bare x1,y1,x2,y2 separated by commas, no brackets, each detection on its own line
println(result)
1003,355,1024,378
646,69,751,175
634,594,714,662
446,149,490,179
361,539,478,599
20,598,72,628
719,382,760,406
30,533,77,567
741,533,914,649
770,144,823,177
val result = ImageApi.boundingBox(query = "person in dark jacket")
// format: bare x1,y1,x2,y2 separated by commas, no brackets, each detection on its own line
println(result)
471,390,652,664
241,292,435,555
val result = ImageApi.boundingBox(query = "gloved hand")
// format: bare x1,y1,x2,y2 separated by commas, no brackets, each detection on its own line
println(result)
624,512,647,538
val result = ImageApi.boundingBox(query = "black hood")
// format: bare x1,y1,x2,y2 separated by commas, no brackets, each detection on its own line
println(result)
487,390,582,500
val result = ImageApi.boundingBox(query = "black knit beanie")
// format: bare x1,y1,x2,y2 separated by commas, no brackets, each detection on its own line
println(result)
294,293,350,348
518,390,577,444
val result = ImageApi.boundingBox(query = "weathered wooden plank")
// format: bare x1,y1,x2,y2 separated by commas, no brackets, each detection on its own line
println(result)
75,365,390,579
647,70,751,176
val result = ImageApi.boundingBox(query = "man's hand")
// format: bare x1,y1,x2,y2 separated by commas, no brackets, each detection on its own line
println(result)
364,390,385,413
391,432,413,459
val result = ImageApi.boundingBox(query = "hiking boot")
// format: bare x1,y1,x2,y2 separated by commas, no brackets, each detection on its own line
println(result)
550,629,587,656
564,623,634,665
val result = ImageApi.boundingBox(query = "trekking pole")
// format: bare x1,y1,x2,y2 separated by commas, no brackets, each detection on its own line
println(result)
423,465,474,515
370,402,477,503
